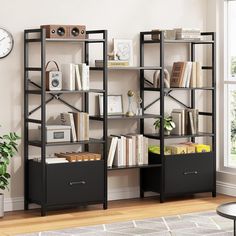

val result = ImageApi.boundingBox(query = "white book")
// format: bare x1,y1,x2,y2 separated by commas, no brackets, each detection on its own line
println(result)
84,113,89,140
85,65,90,90
135,134,143,165
171,112,182,135
126,137,133,166
46,158,68,164
190,62,197,88
143,137,149,165
186,62,192,88
60,112,77,142
189,111,195,134
196,61,203,87
114,138,122,166
132,136,137,165
181,62,191,87
124,135,136,165
172,109,185,134
75,64,82,90
61,63,75,90
121,136,126,166
79,63,90,90
107,137,118,167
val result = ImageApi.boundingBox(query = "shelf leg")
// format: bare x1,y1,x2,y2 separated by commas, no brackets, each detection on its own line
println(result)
212,191,216,198
140,189,144,198
103,202,107,210
160,193,165,203
24,200,29,210
41,206,47,217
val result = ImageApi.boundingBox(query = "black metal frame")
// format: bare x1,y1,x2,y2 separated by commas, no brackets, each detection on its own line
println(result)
139,30,216,202
24,28,108,216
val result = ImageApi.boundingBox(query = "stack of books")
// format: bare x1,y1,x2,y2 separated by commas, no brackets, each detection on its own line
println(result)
60,112,89,142
171,109,199,135
107,134,149,167
95,60,129,67
33,157,69,164
170,61,203,88
55,152,101,162
149,142,211,155
175,28,201,40
61,63,89,91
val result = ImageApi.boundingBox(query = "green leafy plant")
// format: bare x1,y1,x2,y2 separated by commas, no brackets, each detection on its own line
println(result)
153,114,176,133
0,132,20,190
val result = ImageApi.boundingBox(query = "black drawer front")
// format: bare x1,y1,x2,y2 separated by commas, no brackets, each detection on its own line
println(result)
46,161,104,205
165,153,214,194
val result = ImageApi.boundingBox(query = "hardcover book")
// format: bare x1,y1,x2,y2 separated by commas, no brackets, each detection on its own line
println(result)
170,62,186,87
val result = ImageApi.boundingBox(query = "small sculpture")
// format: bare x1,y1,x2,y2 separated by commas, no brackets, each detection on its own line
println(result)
136,95,142,116
126,90,135,117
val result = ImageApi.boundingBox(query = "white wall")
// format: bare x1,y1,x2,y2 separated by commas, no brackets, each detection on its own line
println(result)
206,0,236,196
0,0,208,211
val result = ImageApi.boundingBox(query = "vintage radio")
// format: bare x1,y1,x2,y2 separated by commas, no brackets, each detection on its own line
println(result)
41,25,86,39
45,61,62,91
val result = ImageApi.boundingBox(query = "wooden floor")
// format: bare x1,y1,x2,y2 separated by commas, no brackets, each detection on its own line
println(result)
0,194,235,236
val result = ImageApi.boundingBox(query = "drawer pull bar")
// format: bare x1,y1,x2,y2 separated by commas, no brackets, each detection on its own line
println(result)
69,181,86,186
183,171,198,175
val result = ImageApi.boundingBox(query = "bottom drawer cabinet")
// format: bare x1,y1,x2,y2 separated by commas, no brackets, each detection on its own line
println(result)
164,153,214,194
46,161,104,205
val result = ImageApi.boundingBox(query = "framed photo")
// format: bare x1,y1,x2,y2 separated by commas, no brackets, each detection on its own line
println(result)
113,39,133,66
99,95,124,116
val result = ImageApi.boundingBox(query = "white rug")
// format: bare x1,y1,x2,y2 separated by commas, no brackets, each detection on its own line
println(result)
17,211,234,236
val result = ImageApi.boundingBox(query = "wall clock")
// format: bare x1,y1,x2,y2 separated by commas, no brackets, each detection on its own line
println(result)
0,28,14,59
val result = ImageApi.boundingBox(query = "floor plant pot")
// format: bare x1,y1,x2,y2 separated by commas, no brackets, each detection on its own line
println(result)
0,193,3,217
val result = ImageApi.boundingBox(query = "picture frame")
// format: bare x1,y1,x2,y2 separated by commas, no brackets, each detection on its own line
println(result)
113,39,133,66
98,95,124,116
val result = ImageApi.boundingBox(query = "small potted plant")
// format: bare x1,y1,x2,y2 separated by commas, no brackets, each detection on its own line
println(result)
153,114,176,135
0,131,20,217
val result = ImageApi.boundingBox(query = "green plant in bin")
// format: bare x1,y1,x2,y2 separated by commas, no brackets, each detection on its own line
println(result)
0,131,20,190
153,114,176,134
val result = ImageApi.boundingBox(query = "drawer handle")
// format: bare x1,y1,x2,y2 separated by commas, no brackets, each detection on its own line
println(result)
69,181,86,186
183,171,198,175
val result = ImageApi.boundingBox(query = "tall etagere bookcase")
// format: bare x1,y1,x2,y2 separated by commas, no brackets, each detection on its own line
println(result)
24,28,108,216
139,30,216,202
24,28,216,216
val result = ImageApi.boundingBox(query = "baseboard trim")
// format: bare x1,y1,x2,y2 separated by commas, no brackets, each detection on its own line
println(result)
216,181,236,196
10,184,232,212
4,197,24,212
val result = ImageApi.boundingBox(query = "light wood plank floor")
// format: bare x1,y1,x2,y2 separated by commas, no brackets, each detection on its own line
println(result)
0,194,235,236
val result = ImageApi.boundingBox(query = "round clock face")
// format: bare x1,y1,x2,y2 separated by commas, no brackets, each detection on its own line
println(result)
0,28,14,59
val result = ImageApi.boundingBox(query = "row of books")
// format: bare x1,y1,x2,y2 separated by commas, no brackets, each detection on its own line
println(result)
171,109,199,135
61,63,89,91
149,142,211,155
60,112,89,142
107,134,148,167
95,60,129,67
175,28,201,40
170,61,203,88
55,152,101,162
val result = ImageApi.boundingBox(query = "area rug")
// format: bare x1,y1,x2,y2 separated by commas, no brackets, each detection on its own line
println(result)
17,211,234,235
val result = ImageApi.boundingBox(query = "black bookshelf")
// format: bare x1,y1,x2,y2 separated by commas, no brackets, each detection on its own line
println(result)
24,28,108,216
139,30,216,202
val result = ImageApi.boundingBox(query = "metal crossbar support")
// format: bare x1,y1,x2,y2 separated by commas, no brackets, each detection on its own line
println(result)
144,90,190,111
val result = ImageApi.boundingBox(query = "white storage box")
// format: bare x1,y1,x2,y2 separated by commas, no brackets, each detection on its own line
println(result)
38,125,71,143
